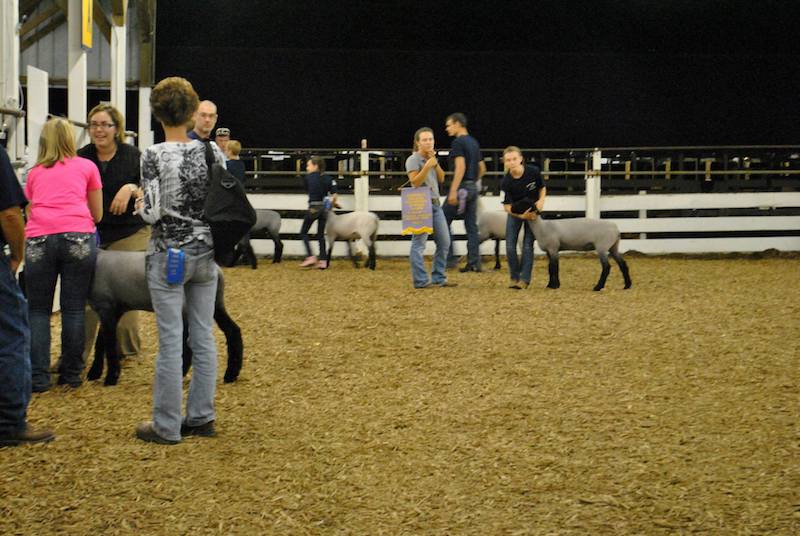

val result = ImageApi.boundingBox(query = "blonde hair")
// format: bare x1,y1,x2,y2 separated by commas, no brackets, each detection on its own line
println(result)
88,103,125,145
503,145,523,158
227,139,242,157
36,118,77,168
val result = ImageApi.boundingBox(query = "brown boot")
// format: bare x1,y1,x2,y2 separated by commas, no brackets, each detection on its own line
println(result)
0,426,55,447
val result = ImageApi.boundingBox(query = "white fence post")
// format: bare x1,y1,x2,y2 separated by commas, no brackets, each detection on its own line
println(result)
355,138,369,212
585,148,602,218
638,190,647,239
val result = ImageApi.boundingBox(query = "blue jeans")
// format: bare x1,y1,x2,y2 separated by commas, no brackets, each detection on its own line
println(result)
0,252,31,434
443,182,480,268
506,215,535,283
300,208,328,260
147,241,218,441
409,204,450,288
461,182,480,269
25,232,97,388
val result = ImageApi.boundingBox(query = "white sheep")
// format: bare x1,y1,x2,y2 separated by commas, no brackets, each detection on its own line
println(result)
325,210,379,269
477,200,509,270
528,212,632,291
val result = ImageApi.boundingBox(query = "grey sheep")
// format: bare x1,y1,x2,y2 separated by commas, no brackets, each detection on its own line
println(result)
227,209,284,269
87,250,243,385
529,212,632,291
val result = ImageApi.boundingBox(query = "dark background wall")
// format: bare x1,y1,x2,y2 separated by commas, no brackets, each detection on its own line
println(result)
155,0,800,148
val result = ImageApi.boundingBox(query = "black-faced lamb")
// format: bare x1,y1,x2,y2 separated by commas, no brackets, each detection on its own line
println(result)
325,210,379,270
228,209,283,269
528,212,632,291
87,250,243,386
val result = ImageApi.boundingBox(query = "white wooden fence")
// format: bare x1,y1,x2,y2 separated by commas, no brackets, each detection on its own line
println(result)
246,190,800,258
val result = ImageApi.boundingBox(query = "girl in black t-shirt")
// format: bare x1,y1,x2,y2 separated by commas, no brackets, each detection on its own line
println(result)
500,146,547,289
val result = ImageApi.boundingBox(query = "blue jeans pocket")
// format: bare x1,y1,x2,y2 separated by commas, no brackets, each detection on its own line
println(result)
24,236,47,265
63,233,94,261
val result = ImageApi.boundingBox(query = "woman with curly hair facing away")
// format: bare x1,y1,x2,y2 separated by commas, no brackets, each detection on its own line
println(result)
134,77,226,444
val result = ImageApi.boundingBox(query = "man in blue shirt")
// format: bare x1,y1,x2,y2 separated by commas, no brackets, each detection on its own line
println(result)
445,113,486,272
188,100,218,141
0,146,54,447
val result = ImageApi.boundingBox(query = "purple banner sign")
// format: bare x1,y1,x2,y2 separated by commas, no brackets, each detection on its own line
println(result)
401,187,433,235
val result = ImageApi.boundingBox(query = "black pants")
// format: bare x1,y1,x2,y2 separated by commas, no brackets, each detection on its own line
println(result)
300,208,328,260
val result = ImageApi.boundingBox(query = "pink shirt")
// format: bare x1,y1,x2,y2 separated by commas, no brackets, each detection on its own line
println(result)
24,156,102,238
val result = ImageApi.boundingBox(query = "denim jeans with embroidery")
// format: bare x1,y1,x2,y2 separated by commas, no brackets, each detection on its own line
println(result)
25,232,97,388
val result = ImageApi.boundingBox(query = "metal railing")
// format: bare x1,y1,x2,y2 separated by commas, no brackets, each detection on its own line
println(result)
237,145,800,195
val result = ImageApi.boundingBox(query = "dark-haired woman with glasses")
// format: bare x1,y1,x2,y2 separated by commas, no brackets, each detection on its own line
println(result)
78,104,149,362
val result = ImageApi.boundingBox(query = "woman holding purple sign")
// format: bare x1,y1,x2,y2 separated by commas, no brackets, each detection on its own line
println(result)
405,127,454,289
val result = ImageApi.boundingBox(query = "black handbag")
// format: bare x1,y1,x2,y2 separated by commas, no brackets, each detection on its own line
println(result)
202,142,257,263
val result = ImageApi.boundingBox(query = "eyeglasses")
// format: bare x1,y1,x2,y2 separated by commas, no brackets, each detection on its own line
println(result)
89,122,116,130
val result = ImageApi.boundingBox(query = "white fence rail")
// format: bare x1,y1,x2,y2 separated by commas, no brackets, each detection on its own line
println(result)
246,191,800,258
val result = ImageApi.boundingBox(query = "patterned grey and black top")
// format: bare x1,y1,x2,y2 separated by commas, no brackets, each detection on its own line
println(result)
139,140,226,254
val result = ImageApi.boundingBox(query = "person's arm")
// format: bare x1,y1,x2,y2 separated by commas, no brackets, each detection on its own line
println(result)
478,160,487,180
0,206,26,274
136,149,160,224
447,156,466,205
88,189,103,223
535,186,547,212
109,183,139,215
408,157,437,188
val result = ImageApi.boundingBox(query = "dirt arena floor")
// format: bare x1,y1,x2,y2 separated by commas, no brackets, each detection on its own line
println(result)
1,254,797,535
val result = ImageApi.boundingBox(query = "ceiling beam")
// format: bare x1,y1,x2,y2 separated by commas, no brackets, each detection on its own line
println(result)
92,0,112,43
20,0,45,18
21,11,66,51
19,4,60,38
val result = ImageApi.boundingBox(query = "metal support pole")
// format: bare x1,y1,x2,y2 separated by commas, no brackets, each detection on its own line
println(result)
68,0,88,146
1,0,21,163
26,66,49,170
110,22,127,119
585,148,601,218
137,86,153,149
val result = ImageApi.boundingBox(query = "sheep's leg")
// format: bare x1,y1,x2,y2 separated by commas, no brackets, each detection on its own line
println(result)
86,324,106,381
325,238,335,269
348,240,360,269
244,243,257,270
610,245,632,289
99,310,123,386
214,306,243,383
494,239,501,270
366,241,377,270
547,252,560,289
270,230,284,264
594,252,611,291
181,318,192,376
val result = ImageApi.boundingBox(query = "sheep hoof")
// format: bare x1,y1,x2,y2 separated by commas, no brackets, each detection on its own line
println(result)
593,286,604,292
87,367,102,381
547,283,559,289
223,373,238,383
103,374,119,387
624,283,632,289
